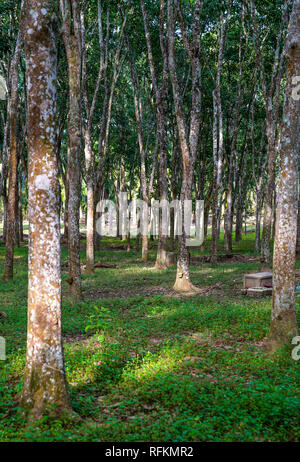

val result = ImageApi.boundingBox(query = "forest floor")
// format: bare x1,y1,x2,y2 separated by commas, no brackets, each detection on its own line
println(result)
0,231,299,442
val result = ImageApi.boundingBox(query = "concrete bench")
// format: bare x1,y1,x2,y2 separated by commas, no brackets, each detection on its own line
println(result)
244,272,273,290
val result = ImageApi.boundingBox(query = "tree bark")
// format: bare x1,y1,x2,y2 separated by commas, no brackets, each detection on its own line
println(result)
211,11,228,263
61,0,82,301
251,0,289,269
168,0,202,292
296,187,300,255
3,28,22,280
21,0,71,419
269,0,300,346
141,0,169,269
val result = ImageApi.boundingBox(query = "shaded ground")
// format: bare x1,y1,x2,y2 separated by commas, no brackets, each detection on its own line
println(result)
0,232,299,442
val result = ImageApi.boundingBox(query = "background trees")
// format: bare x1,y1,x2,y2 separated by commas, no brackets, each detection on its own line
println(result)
1,0,297,281
0,0,299,418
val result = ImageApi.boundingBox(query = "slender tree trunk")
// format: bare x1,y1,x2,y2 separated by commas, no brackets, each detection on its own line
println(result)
15,170,20,248
0,117,9,243
255,195,263,253
63,168,69,244
21,0,71,419
3,29,22,280
170,137,181,251
251,0,288,269
296,187,300,256
84,129,94,274
224,156,234,253
235,201,243,242
211,11,228,262
128,53,149,262
2,194,8,244
141,0,169,269
270,0,300,346
61,0,82,301
17,169,23,244
168,0,202,291
261,129,277,269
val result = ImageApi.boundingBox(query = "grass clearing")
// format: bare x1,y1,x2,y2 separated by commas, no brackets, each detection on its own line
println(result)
0,234,299,442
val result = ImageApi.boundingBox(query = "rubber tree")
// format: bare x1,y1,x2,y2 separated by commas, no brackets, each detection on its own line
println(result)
3,24,23,280
61,0,82,301
21,0,71,419
269,0,300,347
168,0,202,292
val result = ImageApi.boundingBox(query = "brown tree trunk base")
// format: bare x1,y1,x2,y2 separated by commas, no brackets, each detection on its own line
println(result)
173,274,198,293
142,235,148,262
67,279,82,302
268,312,299,348
155,240,168,270
155,262,168,270
21,367,73,422
260,261,272,272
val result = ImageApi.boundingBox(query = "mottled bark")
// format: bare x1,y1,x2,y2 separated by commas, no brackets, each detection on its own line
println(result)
253,125,267,253
62,165,69,243
211,11,228,262
21,0,71,419
168,0,202,291
61,0,82,301
128,50,151,262
251,0,289,268
269,0,300,346
170,134,181,251
224,28,245,253
141,0,169,269
235,108,253,243
3,28,22,280
296,187,300,255
84,130,94,274
18,174,23,243
81,0,106,274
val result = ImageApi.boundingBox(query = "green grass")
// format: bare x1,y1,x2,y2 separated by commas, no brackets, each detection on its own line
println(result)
0,233,299,442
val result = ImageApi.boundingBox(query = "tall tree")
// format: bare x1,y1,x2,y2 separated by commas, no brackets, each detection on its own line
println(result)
211,9,229,263
3,23,23,280
81,0,106,274
168,0,202,291
21,0,71,419
270,0,300,347
61,0,82,300
250,0,289,269
141,0,169,269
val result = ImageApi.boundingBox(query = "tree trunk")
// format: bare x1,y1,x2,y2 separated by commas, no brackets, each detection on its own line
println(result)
18,173,23,243
63,168,69,244
2,194,8,244
251,0,288,269
261,133,276,269
21,0,71,419
269,0,300,346
140,0,169,269
255,198,263,253
296,187,300,255
61,0,82,301
3,29,22,280
211,11,228,262
84,129,94,274
168,0,202,292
